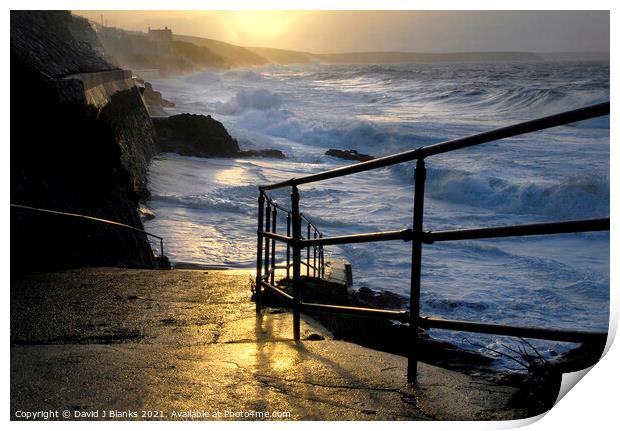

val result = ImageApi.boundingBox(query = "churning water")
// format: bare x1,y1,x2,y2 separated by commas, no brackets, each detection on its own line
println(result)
145,61,609,367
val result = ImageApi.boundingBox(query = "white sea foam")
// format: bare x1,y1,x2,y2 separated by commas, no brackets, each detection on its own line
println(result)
215,88,283,115
146,61,609,367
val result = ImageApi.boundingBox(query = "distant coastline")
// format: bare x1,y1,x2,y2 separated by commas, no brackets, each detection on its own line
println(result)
83,19,609,75
175,33,611,66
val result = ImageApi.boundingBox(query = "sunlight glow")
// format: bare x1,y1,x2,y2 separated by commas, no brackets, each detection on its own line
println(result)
227,11,301,42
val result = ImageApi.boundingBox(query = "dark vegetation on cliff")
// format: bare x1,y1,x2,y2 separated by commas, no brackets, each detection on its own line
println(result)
11,11,157,270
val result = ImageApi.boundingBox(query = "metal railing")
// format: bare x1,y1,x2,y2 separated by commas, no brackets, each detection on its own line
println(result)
255,101,610,384
257,194,325,298
11,203,166,261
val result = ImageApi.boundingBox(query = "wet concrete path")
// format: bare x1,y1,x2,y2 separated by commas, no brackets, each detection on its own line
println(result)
11,268,527,420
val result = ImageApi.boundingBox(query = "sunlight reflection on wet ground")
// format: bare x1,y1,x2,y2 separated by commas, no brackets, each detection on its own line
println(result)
11,267,528,420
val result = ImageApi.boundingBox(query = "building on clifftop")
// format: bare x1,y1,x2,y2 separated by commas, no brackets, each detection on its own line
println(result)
148,26,173,42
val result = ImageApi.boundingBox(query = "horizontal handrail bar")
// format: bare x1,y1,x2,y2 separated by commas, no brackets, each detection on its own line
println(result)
11,203,163,240
261,230,326,248
300,213,321,232
301,229,412,247
421,316,607,343
262,196,323,229
261,266,277,280
260,280,294,302
301,301,410,322
259,102,609,190
298,218,609,248
420,102,609,158
261,195,324,236
265,196,327,236
261,231,293,244
423,218,610,243
300,261,320,271
264,198,291,215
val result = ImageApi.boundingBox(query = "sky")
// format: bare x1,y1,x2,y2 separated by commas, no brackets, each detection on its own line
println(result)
73,10,610,54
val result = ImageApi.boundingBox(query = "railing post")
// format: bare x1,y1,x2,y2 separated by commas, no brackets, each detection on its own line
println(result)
160,238,164,258
307,222,311,276
319,234,324,278
286,213,291,280
313,230,317,277
255,192,265,313
264,203,271,285
271,207,277,285
408,158,426,385
291,186,301,341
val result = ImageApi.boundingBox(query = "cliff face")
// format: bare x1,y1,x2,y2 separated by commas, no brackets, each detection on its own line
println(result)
11,11,157,270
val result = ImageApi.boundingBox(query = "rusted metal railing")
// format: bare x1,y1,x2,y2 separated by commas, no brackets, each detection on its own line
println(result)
255,101,610,384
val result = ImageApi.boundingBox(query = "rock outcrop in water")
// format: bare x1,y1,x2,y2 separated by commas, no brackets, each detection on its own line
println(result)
152,114,240,157
153,113,285,159
325,149,374,162
11,11,157,270
237,149,286,159
139,80,176,117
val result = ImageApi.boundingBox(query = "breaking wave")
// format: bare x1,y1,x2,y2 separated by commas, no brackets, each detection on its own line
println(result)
215,89,282,115
393,164,609,218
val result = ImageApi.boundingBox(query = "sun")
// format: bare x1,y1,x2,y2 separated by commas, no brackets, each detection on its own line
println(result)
227,11,301,42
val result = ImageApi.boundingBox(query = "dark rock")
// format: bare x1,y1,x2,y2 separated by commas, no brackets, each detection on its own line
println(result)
269,308,287,314
141,81,175,116
155,255,171,270
144,82,175,107
325,149,374,162
356,287,405,309
153,113,285,159
138,204,156,221
152,113,240,157
236,149,286,159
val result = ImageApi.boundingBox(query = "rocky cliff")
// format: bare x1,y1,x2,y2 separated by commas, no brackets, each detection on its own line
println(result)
152,114,285,159
11,11,157,270
152,114,240,157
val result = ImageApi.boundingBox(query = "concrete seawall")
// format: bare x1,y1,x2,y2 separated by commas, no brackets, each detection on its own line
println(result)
65,70,136,109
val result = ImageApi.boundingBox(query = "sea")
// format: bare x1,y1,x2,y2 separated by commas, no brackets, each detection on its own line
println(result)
145,61,610,369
